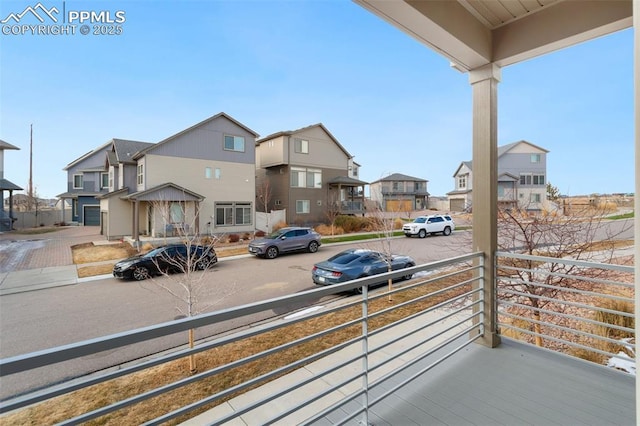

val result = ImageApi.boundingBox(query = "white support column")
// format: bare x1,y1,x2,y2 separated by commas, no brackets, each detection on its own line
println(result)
469,63,501,348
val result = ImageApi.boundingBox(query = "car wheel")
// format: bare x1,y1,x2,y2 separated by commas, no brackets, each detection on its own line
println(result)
443,226,452,236
195,259,209,270
402,263,415,280
265,246,279,259
418,229,427,238
132,266,150,281
405,234,412,238
308,241,319,253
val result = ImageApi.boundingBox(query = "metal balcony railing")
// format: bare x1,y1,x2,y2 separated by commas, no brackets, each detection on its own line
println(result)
495,251,635,370
0,253,484,425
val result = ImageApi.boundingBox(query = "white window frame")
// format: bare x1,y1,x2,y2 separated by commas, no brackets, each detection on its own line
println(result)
531,193,542,203
100,172,109,189
224,135,245,152
296,200,310,214
458,175,467,190
215,202,252,226
531,154,541,163
295,138,309,154
205,167,212,179
533,174,545,185
137,164,144,185
73,174,83,189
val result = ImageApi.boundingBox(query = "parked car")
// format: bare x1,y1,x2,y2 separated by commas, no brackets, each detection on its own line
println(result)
402,214,455,238
113,243,217,281
312,248,415,292
248,226,321,259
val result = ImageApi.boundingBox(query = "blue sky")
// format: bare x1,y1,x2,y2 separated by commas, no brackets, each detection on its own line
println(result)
0,0,634,200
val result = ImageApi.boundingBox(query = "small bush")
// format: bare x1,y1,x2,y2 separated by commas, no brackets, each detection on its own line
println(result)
228,234,240,243
315,224,344,236
273,221,288,231
242,232,252,241
141,243,154,252
334,215,370,233
393,217,404,230
255,230,266,237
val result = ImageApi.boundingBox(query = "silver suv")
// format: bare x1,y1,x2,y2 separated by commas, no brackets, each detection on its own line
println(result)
402,214,455,238
248,227,322,259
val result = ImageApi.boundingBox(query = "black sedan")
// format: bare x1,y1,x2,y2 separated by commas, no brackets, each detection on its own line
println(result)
312,249,415,292
113,243,217,281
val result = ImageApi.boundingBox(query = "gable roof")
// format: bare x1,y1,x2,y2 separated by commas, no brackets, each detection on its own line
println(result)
112,139,154,164
370,173,427,184
454,141,549,176
64,140,113,170
124,182,205,202
256,123,353,159
0,140,19,150
134,112,258,159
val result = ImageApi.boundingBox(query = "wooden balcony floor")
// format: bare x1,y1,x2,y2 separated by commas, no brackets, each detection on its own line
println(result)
319,338,635,425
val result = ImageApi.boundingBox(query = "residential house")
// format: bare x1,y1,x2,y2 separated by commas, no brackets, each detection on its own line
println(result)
447,140,549,212
255,123,367,225
98,113,258,241
369,173,429,212
57,139,125,226
0,140,22,231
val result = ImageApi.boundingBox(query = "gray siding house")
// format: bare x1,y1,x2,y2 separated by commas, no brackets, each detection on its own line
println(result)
58,139,151,226
255,123,367,225
0,140,22,231
369,173,429,212
447,140,550,211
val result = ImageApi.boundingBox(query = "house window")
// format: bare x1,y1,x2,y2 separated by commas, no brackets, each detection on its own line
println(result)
275,200,282,206
295,139,309,154
291,167,322,188
352,166,358,177
100,173,109,189
520,174,532,185
392,182,400,191
531,154,541,163
170,202,184,223
137,164,144,185
215,168,221,179
296,200,310,214
73,174,83,189
458,175,467,190
215,202,252,226
531,193,542,203
533,174,545,185
205,167,212,179
224,135,245,152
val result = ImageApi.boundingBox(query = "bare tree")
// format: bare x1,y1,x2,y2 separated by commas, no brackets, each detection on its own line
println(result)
324,191,341,236
496,203,632,347
143,197,233,373
256,177,273,233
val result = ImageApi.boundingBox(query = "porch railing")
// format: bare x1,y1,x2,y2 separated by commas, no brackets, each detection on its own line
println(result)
495,251,635,371
0,253,484,425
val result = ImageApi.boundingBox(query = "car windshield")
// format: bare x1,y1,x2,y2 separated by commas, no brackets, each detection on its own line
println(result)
327,251,369,265
414,217,427,223
142,247,166,258
265,230,286,239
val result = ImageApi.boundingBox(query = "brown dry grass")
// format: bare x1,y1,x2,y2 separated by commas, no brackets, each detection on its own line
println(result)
1,274,471,425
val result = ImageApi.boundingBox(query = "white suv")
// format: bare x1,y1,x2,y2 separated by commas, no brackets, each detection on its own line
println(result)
402,214,455,238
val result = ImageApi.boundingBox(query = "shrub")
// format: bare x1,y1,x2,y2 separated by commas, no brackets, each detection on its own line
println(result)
334,215,369,233
255,230,266,237
228,233,240,243
273,221,288,231
315,224,344,236
242,232,252,241
393,217,404,230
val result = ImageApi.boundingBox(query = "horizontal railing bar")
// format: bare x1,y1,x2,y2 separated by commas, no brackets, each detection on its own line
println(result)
496,251,634,273
498,288,635,320
498,299,636,338
498,275,634,303
498,310,635,349
498,265,634,290
498,324,632,362
370,313,481,381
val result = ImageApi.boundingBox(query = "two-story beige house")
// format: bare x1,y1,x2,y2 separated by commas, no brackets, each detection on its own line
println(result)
369,173,429,212
89,113,258,241
447,140,550,212
255,123,367,225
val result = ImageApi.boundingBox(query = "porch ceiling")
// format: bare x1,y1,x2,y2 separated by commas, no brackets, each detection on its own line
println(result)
354,0,633,71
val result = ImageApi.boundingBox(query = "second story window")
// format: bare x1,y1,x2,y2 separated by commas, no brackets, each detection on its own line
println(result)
392,182,400,191
458,175,467,190
531,154,541,163
295,139,309,154
520,174,545,186
73,174,83,189
224,135,245,152
291,167,322,188
101,172,109,189
137,164,144,185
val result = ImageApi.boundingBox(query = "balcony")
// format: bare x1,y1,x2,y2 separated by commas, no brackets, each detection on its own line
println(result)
0,253,635,425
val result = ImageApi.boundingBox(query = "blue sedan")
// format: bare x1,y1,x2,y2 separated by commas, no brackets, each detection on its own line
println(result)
312,249,415,292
